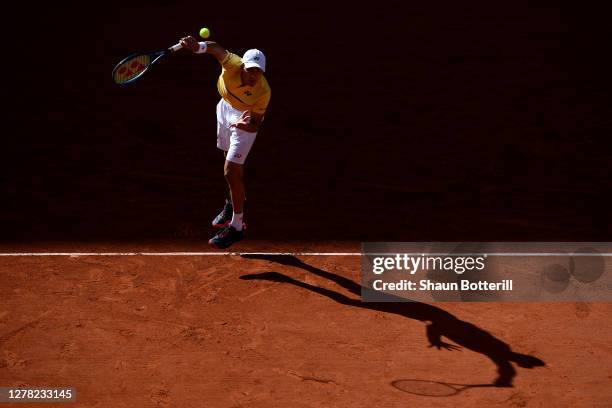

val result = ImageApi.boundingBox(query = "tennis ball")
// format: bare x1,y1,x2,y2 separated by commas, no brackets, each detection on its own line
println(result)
199,27,210,39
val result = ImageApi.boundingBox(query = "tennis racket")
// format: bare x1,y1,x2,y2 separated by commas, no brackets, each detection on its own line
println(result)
112,43,183,85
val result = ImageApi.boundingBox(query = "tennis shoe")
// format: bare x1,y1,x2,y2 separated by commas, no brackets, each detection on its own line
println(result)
209,225,244,249
212,199,233,228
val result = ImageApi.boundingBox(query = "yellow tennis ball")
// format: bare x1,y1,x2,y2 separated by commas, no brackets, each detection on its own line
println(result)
199,27,210,39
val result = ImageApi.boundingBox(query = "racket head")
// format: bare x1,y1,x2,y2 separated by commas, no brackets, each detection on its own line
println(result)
112,50,166,85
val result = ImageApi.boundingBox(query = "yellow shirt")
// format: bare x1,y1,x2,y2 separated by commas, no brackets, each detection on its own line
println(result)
217,52,271,114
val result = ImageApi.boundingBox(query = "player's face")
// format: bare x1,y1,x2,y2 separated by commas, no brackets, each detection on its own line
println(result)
243,67,263,86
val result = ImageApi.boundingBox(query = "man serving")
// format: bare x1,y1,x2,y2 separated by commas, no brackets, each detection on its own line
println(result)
179,36,271,249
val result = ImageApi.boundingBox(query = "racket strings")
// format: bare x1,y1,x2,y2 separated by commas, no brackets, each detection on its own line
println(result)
113,54,151,84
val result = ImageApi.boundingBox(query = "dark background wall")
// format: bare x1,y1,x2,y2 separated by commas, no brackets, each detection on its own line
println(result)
2,1,611,242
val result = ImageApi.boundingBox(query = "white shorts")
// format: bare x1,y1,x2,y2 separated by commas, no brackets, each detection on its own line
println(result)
216,99,257,165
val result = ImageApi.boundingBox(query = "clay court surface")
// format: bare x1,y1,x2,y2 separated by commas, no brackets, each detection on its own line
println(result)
1,242,611,407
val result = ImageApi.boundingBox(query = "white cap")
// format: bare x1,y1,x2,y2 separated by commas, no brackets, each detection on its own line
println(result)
242,49,266,72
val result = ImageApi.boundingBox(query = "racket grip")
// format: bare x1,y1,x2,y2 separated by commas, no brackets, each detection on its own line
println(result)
169,43,183,52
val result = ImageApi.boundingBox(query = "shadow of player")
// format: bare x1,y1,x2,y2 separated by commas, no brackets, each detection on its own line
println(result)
240,255,544,388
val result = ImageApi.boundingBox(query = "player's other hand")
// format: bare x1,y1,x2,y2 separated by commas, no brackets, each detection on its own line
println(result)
179,36,199,53
230,111,257,133
231,111,252,127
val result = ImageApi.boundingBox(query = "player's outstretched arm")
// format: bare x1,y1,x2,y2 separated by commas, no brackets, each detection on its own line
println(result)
179,36,228,63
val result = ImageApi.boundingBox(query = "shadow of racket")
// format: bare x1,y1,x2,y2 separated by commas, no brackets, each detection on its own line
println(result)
392,379,496,397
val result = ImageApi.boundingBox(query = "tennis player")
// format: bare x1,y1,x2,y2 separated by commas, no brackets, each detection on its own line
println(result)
179,36,271,249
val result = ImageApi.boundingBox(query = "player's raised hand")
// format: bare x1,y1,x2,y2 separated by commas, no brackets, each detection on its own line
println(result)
179,36,199,53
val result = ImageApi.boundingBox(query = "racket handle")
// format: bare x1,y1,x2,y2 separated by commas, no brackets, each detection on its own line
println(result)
169,43,183,52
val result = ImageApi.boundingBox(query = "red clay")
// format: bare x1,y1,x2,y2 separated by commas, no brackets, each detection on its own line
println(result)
1,242,611,407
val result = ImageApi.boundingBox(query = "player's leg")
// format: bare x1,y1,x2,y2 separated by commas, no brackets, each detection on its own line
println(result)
225,160,245,215
212,100,233,228
209,125,256,249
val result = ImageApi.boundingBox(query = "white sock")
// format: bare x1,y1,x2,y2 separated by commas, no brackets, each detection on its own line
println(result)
230,212,243,231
